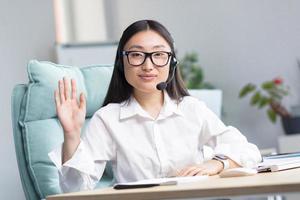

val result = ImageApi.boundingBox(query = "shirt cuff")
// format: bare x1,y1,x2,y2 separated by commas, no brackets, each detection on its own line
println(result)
48,140,98,178
213,143,262,168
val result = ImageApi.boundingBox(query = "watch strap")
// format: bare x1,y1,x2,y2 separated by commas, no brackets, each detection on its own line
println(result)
212,154,230,170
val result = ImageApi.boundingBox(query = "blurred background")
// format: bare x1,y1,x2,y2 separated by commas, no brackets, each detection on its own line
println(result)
1,0,300,199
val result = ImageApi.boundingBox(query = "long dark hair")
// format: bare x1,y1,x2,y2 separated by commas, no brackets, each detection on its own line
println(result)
102,20,189,107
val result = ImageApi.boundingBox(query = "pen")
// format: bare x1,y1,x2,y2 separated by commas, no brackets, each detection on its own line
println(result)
113,181,177,189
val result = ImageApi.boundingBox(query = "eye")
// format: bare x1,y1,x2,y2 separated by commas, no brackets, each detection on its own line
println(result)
153,52,167,58
129,52,144,58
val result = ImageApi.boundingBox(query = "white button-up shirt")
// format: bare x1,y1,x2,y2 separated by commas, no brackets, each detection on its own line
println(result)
49,92,261,192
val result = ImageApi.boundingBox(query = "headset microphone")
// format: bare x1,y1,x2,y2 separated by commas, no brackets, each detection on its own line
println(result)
156,82,168,91
156,57,177,91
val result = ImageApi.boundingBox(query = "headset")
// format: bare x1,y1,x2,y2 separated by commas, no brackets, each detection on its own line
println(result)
170,56,178,69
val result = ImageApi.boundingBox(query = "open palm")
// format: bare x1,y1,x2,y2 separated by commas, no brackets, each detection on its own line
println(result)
55,78,86,138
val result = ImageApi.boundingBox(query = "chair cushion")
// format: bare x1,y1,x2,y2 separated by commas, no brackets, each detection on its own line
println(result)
19,60,114,198
24,60,113,121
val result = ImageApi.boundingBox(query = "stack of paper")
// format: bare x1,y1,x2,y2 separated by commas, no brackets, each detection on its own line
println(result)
257,152,300,172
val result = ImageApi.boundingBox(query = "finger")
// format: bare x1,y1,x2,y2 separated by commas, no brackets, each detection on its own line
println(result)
63,77,70,100
54,90,61,107
71,79,77,99
176,168,186,177
185,166,202,176
180,166,198,177
79,93,86,110
195,170,209,176
187,167,205,176
59,79,65,103
177,167,190,176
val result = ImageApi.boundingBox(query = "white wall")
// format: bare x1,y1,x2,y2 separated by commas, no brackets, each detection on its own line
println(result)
0,1,55,199
106,0,300,150
54,0,108,44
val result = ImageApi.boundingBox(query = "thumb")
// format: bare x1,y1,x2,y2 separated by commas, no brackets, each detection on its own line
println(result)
79,93,86,110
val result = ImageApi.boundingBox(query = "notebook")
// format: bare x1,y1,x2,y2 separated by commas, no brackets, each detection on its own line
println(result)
256,152,300,172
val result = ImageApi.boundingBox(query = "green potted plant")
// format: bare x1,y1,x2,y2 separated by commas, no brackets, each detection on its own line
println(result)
239,77,300,134
178,52,222,118
179,52,214,89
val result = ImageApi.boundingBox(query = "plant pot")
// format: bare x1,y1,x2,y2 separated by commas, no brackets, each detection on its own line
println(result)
281,116,300,135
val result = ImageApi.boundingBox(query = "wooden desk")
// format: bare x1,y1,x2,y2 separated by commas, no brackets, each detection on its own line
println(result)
47,168,300,200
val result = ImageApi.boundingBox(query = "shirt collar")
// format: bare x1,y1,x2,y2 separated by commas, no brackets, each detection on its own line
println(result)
119,91,184,120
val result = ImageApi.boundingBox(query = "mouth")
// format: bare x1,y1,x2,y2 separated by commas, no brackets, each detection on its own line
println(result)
138,74,157,81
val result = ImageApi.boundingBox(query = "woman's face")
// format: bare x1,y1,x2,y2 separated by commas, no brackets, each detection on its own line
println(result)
123,30,172,94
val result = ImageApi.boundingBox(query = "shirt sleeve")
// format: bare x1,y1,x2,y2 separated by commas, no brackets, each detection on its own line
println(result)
48,111,116,192
198,101,262,168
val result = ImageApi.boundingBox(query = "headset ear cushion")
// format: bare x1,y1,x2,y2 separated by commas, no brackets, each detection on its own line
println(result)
171,57,178,68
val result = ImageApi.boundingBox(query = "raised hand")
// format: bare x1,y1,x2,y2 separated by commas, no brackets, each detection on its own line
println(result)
54,77,86,140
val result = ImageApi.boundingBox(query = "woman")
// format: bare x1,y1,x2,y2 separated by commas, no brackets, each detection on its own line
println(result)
49,19,261,192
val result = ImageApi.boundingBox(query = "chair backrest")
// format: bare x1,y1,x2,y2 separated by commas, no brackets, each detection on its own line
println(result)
12,84,39,200
11,60,114,200
188,89,222,118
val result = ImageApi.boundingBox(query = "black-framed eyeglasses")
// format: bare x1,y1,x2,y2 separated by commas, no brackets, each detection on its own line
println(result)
122,51,173,67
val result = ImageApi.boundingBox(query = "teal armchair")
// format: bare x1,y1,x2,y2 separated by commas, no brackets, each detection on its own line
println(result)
11,60,114,200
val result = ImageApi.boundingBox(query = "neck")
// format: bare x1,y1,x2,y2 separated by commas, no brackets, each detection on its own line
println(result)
133,90,164,108
133,90,164,118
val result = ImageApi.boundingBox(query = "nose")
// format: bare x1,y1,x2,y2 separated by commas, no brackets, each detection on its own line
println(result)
141,56,154,71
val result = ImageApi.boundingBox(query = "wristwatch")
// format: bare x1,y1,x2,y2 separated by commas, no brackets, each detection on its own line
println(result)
212,154,230,170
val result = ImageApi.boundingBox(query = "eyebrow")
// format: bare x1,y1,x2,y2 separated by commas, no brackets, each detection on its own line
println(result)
153,45,167,49
128,44,168,50
128,45,143,50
